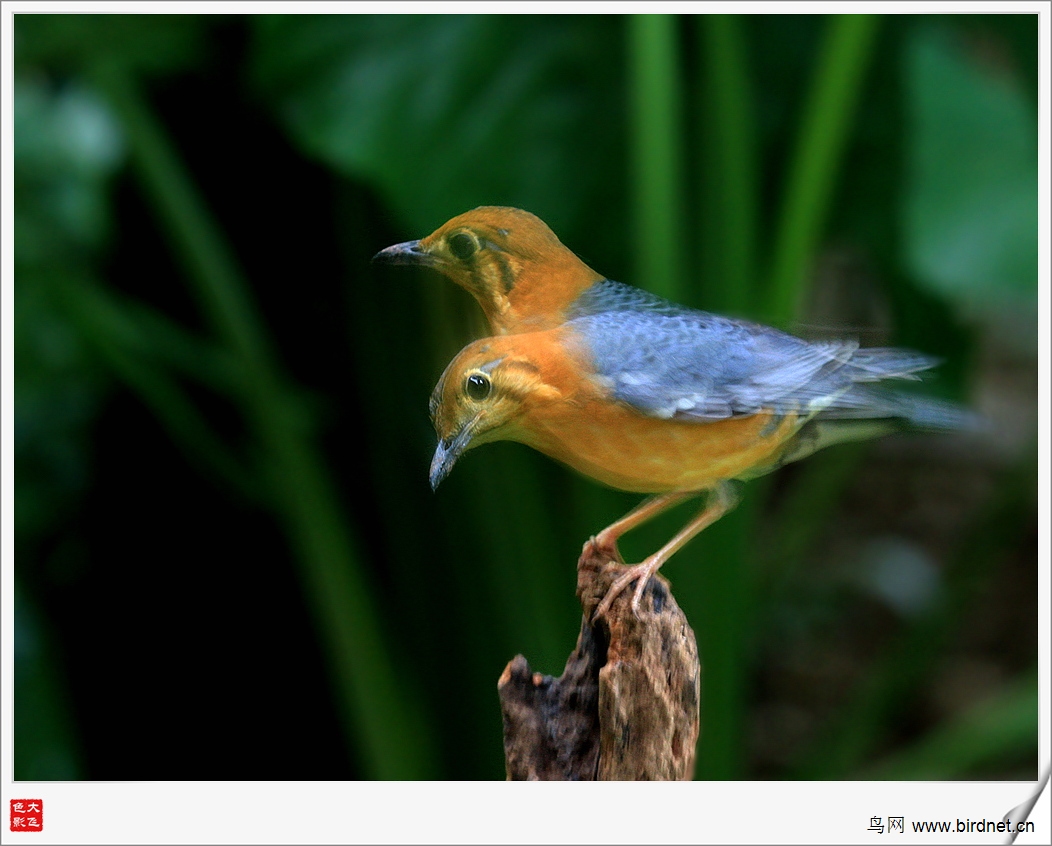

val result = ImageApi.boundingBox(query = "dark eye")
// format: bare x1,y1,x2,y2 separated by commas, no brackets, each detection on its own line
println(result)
465,372,491,401
448,232,477,261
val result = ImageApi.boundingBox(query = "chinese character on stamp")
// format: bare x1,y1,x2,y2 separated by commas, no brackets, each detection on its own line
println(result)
9,799,43,832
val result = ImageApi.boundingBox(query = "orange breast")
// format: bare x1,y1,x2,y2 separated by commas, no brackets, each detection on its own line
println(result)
517,396,798,494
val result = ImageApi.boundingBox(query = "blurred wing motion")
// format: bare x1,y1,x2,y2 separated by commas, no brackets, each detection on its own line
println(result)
570,287,977,470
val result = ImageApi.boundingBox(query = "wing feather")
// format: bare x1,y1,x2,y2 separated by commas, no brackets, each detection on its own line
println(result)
570,303,946,424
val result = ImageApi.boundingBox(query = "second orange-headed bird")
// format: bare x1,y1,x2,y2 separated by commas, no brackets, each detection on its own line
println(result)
373,206,603,334
379,208,974,616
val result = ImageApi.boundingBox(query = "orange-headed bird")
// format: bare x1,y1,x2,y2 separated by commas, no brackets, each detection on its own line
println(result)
373,206,604,334
378,207,974,616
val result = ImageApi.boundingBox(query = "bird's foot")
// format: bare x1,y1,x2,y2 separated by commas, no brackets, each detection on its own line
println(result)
592,558,662,621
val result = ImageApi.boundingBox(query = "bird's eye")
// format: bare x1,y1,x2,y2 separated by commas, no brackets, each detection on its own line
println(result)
448,232,477,261
465,372,491,401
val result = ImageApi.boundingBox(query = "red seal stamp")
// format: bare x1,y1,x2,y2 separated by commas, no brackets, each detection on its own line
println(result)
10,799,43,832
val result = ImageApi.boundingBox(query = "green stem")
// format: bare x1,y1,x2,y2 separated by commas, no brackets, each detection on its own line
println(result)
92,73,274,375
628,14,688,302
92,64,435,778
66,277,244,394
58,276,260,503
701,14,757,313
766,14,880,325
692,497,757,779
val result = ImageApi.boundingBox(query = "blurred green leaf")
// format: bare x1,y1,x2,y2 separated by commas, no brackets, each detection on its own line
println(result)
14,14,207,77
795,448,1038,777
15,78,124,262
249,14,623,238
902,28,1037,336
14,78,119,544
14,584,84,780
860,669,1037,779
15,274,107,542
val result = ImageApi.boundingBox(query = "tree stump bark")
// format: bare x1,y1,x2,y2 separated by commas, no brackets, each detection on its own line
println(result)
498,540,701,780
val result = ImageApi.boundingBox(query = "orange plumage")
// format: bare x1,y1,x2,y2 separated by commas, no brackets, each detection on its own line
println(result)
377,207,974,616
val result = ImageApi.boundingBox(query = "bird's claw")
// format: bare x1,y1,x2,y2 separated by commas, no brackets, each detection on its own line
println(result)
592,561,654,621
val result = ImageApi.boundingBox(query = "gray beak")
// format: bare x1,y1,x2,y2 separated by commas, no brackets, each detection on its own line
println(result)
429,439,456,491
428,420,479,491
372,239,434,266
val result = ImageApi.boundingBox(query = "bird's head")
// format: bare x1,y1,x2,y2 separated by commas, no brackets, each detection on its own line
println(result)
427,334,565,490
372,206,602,332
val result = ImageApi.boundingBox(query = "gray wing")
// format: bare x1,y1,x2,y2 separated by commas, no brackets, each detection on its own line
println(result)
571,306,946,424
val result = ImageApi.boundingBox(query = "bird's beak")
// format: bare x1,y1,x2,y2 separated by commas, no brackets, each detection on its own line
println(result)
372,239,436,267
429,415,481,491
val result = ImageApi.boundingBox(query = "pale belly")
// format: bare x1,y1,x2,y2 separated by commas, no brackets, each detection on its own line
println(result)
516,402,799,493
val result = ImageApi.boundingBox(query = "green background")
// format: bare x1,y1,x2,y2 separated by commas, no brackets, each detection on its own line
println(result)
14,13,1038,780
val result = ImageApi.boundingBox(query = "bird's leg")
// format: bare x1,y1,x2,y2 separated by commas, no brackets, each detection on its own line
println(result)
594,482,739,619
583,491,695,565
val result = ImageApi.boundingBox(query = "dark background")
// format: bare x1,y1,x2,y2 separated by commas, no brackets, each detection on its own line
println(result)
14,13,1038,780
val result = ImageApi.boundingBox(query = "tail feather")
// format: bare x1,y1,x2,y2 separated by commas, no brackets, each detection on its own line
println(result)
769,394,981,474
812,382,982,430
844,347,942,381
894,393,985,432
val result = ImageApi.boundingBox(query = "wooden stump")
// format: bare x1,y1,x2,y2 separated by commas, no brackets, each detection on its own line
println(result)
498,541,701,780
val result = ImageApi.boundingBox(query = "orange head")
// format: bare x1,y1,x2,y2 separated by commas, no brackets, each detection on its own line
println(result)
427,331,583,489
373,206,604,334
